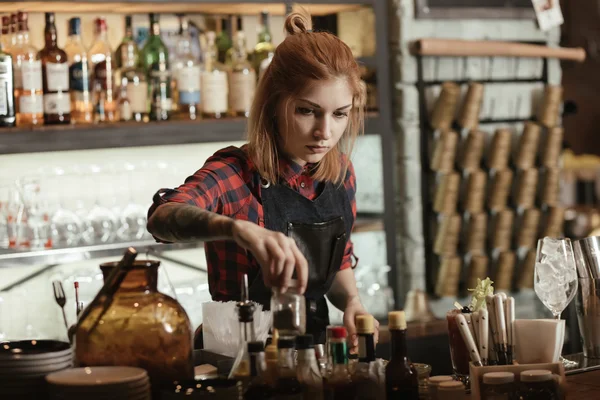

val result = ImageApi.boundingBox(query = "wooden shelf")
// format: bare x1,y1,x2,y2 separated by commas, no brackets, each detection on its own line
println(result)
0,113,381,154
2,1,370,15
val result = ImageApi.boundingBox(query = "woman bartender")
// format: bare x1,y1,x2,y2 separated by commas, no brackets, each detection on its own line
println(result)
147,10,379,350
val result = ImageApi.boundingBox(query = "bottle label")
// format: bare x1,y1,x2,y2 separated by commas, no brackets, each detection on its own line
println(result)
46,62,69,92
19,94,43,114
229,70,255,112
44,93,71,114
154,96,172,111
94,60,114,90
126,82,148,113
0,79,7,115
13,63,22,88
179,90,200,105
21,60,43,91
201,71,228,113
69,61,90,92
176,65,201,91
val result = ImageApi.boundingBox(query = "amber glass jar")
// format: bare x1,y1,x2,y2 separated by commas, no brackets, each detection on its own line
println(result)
74,260,194,386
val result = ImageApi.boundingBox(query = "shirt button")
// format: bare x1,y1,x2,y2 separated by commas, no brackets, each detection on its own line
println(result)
300,182,306,188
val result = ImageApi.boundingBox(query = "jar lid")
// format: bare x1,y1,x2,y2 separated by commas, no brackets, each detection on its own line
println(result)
356,315,375,334
277,338,295,349
438,381,465,392
520,369,553,383
483,372,515,384
330,327,347,339
388,311,407,330
428,376,454,386
247,341,264,353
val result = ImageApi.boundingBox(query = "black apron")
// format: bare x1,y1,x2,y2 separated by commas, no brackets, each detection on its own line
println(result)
248,177,354,344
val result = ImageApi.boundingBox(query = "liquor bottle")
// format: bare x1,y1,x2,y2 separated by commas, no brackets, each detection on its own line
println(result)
352,315,383,400
12,11,43,127
244,341,274,400
0,25,16,127
216,16,232,64
141,13,172,121
9,14,17,50
324,327,352,400
228,19,255,118
1,16,11,54
295,335,324,400
173,15,201,120
89,17,116,122
385,311,419,400
253,12,275,78
117,26,148,122
201,31,228,119
39,12,71,125
64,17,92,124
115,15,136,70
274,338,303,399
229,300,257,380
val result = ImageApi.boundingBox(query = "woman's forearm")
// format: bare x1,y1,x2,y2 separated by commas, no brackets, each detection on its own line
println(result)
147,202,235,243
327,268,361,311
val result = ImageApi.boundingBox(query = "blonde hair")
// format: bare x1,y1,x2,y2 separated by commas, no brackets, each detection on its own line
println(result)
247,8,365,185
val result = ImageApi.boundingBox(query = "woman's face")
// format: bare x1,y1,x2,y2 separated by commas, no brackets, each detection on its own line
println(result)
277,77,353,166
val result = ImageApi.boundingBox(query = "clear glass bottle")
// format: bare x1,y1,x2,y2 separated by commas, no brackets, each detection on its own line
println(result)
296,335,324,400
244,341,274,400
65,17,92,124
385,311,419,400
141,13,172,121
173,15,201,120
1,16,11,54
253,11,275,79
118,29,148,122
118,78,132,122
201,31,228,119
275,338,304,399
13,11,43,127
89,17,116,122
228,20,255,118
0,23,15,127
9,14,17,50
39,12,71,125
324,327,352,400
216,16,232,65
229,301,257,380
115,15,136,70
75,260,194,387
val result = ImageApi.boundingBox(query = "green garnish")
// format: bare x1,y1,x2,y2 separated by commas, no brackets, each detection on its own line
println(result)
468,277,494,311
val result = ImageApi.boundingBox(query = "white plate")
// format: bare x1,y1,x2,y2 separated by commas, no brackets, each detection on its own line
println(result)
46,366,148,387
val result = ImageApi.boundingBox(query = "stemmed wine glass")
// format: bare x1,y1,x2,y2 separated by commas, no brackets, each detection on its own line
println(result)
534,236,578,367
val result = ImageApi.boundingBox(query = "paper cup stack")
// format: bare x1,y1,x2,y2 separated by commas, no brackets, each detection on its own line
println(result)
46,366,151,400
0,340,73,398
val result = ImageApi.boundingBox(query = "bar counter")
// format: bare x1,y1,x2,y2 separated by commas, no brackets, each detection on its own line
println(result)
567,369,600,399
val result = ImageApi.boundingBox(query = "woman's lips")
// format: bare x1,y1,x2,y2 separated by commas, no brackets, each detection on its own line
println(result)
306,145,329,154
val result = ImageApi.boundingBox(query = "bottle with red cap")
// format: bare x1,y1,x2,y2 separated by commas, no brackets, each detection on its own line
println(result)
323,326,352,400
385,311,419,399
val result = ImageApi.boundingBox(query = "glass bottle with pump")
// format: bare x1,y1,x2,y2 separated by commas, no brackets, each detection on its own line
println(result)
13,11,43,127
173,15,201,120
385,311,419,400
228,18,255,118
65,17,92,124
89,17,116,122
201,31,228,119
244,341,274,400
296,334,324,400
39,12,71,125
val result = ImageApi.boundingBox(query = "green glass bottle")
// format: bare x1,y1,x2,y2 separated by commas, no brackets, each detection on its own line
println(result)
252,11,275,79
216,16,232,64
115,15,136,70
140,13,172,121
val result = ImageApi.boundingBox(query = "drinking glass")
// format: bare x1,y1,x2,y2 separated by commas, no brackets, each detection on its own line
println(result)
534,237,578,367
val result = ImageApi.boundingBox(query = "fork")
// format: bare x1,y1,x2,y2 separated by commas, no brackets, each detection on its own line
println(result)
52,281,69,334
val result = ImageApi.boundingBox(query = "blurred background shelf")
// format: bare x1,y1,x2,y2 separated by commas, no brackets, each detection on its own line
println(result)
0,113,381,154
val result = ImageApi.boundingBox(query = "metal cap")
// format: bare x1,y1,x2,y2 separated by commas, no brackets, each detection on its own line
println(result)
68,18,81,36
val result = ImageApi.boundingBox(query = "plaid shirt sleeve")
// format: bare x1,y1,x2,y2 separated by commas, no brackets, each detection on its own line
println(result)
340,159,358,270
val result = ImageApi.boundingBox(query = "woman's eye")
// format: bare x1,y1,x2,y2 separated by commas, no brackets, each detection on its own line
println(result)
334,111,349,118
297,107,314,115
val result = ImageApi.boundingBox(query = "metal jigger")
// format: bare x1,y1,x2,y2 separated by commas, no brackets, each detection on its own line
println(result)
404,289,437,322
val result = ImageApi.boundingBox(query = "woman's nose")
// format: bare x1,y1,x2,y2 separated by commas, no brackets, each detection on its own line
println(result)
313,116,332,140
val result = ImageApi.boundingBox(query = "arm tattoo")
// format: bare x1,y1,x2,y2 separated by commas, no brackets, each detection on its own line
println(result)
147,203,234,243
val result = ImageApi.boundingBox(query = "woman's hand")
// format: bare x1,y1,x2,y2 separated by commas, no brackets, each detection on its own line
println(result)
232,219,308,294
343,296,380,353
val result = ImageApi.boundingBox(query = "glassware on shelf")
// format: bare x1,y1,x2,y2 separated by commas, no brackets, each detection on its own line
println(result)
534,236,578,368
75,259,194,386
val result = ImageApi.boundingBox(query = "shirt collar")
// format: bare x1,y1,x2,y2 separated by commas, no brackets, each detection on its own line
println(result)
278,156,316,183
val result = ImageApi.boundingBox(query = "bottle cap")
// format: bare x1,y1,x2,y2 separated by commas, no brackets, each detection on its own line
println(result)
2,16,9,27
247,341,264,353
95,17,107,33
330,326,347,339
295,335,314,350
483,372,515,384
520,369,553,383
388,311,407,330
45,12,55,24
428,375,454,386
356,315,374,334
438,380,465,392
68,18,81,36
277,338,295,349
265,344,278,361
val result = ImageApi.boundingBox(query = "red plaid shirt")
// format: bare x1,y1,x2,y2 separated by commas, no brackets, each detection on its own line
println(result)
149,145,357,301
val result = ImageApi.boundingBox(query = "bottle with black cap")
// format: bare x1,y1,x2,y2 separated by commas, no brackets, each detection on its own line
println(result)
275,337,303,399
296,335,323,400
244,341,274,400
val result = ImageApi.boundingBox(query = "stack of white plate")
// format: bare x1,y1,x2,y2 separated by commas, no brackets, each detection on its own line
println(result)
0,340,73,398
46,366,151,400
